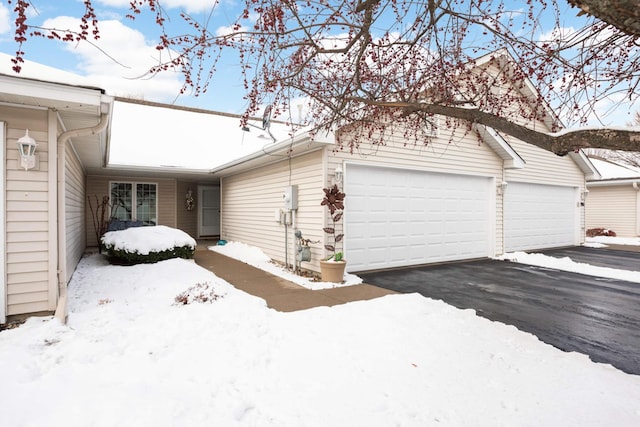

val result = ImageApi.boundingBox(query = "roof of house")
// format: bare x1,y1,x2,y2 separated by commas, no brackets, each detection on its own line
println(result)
106,97,298,174
0,51,599,182
587,157,640,186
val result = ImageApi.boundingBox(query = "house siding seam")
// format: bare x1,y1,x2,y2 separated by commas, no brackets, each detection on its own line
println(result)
586,185,638,237
221,150,325,271
2,106,52,316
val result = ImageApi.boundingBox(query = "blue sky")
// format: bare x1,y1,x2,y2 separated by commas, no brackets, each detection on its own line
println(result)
0,0,253,114
0,1,636,126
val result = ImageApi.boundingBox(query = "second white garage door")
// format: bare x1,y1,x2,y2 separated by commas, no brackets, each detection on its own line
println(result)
345,164,492,272
504,182,578,252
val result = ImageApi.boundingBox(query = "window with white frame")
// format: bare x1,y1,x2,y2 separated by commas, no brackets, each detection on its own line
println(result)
110,182,157,225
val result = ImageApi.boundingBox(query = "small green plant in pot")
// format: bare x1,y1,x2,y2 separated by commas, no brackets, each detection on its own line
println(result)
320,184,347,282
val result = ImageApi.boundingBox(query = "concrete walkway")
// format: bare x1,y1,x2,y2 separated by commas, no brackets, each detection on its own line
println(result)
193,243,395,312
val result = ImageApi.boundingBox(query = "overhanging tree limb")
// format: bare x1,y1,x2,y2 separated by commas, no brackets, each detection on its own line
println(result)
349,97,640,155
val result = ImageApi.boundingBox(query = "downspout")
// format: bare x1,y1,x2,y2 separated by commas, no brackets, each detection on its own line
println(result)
54,113,110,324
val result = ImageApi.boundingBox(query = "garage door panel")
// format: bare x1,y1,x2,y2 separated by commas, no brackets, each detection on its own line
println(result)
345,165,491,271
505,182,577,252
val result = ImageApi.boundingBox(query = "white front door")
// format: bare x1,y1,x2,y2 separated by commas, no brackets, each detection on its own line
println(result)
198,185,220,237
0,122,5,323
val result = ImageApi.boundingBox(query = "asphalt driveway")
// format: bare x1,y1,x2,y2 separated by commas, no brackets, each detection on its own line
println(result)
359,247,640,375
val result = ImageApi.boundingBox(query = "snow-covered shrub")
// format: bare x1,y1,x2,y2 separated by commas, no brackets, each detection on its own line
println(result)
586,228,617,237
101,225,196,265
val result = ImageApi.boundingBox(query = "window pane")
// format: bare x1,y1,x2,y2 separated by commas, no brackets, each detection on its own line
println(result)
111,183,132,221
136,183,157,225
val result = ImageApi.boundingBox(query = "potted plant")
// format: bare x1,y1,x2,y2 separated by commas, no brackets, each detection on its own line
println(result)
320,184,347,282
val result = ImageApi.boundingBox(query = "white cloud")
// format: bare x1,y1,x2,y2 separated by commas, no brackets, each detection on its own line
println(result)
96,0,222,14
0,3,11,34
41,16,184,101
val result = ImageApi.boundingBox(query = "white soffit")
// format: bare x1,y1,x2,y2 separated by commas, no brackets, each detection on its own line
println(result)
474,124,525,169
569,151,601,181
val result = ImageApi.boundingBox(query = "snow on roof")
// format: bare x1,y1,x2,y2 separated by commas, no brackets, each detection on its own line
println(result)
1,52,305,171
589,157,640,180
0,52,97,89
108,99,297,170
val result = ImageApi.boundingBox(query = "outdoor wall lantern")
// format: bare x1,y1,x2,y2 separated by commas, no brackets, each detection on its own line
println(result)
496,181,508,196
581,190,589,202
333,166,343,185
17,129,38,171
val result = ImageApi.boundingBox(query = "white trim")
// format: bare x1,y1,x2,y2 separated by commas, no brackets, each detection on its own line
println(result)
569,151,601,181
474,125,525,169
0,75,104,107
0,122,5,323
587,178,640,187
342,159,499,180
48,111,58,311
108,180,159,225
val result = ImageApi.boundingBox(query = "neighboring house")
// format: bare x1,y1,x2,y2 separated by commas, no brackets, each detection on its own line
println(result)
586,157,640,237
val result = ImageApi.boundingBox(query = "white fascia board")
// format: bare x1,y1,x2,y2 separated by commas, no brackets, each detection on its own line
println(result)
569,150,601,181
587,178,640,187
474,124,525,169
0,74,105,107
209,129,335,175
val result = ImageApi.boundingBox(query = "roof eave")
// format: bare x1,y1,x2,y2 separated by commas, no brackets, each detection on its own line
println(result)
474,124,526,169
569,151,601,181
209,129,334,176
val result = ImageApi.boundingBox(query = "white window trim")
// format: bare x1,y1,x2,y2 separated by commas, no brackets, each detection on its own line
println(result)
109,181,158,225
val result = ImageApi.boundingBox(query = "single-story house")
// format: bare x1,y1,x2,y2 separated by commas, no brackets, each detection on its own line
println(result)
1,50,599,324
586,157,640,237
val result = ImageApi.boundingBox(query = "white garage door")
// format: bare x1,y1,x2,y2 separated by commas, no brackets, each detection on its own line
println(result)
345,164,492,272
504,182,578,252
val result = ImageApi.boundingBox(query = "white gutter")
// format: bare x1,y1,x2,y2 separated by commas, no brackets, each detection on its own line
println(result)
587,178,640,187
54,112,111,324
209,129,334,175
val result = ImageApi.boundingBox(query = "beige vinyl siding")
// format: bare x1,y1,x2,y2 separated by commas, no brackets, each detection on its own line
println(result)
64,142,86,283
329,123,504,257
504,138,584,186
2,106,53,316
85,175,178,247
221,150,325,271
176,180,198,238
0,121,4,322
586,185,638,237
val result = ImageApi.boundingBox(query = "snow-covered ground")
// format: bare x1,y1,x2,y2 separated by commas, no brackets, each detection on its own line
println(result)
1,231,640,426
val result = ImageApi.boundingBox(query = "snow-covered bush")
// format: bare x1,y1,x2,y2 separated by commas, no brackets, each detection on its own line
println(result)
101,225,196,265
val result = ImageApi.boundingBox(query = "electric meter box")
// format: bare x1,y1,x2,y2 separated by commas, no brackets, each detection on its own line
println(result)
283,185,298,210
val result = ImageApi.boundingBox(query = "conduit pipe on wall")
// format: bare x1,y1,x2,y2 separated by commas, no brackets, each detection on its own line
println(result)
54,113,111,324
